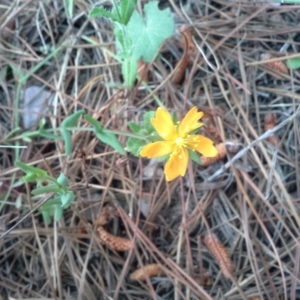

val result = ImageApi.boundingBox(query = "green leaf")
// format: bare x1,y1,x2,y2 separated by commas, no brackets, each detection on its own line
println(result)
126,137,146,156
41,210,51,225
120,0,137,24
143,111,155,133
188,149,201,164
61,191,76,208
122,56,138,87
57,173,68,188
85,114,125,154
61,110,85,129
126,1,175,62
128,122,142,133
31,185,62,195
89,7,118,21
96,130,125,154
54,204,63,221
64,0,73,18
286,57,300,70
15,161,48,181
61,110,85,155
84,114,103,132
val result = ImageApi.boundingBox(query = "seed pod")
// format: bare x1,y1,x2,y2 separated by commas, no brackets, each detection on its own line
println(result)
97,226,132,251
129,264,161,281
264,112,277,146
200,143,226,166
260,53,288,76
203,234,233,279
95,205,117,227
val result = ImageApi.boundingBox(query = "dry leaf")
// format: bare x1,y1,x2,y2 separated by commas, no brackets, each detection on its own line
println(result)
173,26,196,85
200,143,227,166
260,53,288,76
203,234,233,279
130,264,161,281
137,60,148,83
97,226,132,251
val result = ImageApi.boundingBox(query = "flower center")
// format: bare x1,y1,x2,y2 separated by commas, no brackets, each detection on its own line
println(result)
175,137,185,147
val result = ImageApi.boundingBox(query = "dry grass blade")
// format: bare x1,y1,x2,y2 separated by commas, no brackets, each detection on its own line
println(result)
129,263,161,281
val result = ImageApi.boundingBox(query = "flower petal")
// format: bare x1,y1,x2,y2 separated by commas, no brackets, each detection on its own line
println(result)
164,147,188,181
186,135,218,157
178,107,204,137
140,141,175,158
151,107,177,141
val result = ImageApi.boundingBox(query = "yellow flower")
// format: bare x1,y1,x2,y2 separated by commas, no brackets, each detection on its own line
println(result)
140,107,218,181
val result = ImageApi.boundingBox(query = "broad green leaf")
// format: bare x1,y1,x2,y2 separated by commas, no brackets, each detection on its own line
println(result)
286,57,300,70
143,111,155,133
122,56,138,87
89,7,118,21
126,137,146,156
128,122,142,133
96,130,125,154
61,110,85,155
126,1,175,62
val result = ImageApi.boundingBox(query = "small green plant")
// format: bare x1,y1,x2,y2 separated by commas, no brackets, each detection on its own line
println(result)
89,0,175,87
15,161,76,224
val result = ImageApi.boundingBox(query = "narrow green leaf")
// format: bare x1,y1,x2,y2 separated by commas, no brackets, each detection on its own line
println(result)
122,56,138,87
286,57,300,70
61,110,85,129
64,0,73,18
15,161,48,178
84,114,103,132
41,210,51,225
31,185,62,195
89,7,118,21
96,130,125,154
188,149,201,164
54,204,63,221
120,0,137,24
61,110,85,155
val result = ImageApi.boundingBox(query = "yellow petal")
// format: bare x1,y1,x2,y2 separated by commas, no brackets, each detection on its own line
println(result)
164,147,188,181
186,135,218,157
178,107,204,137
151,107,177,141
140,141,175,158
